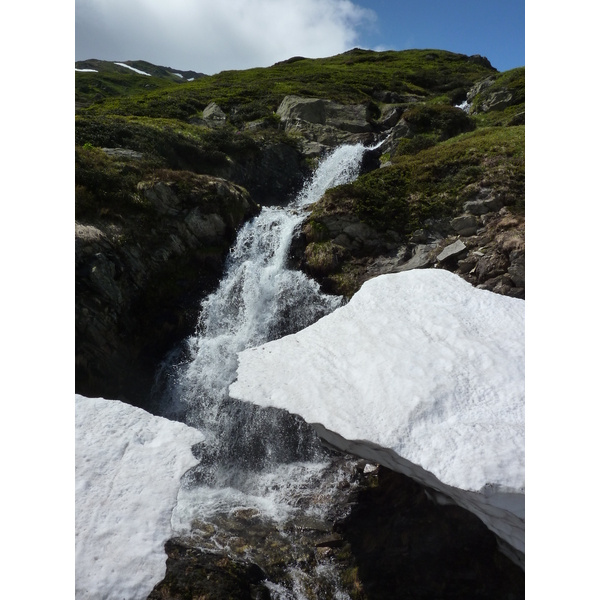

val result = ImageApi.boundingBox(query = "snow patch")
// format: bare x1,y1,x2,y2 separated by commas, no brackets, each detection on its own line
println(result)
170,72,183,78
187,77,195,81
75,395,203,600
75,68,98,72
230,270,524,560
114,62,151,76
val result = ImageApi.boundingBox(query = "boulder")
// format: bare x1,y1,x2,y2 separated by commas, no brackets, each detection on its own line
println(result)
436,239,467,262
101,148,143,160
276,95,329,124
276,95,374,149
451,215,479,236
464,189,505,214
378,105,404,129
203,101,227,121
480,89,516,112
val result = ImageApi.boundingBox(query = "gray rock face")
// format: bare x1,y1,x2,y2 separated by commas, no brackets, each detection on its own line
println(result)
76,175,258,405
508,256,525,288
229,141,308,206
277,95,372,133
467,54,495,70
277,96,329,124
276,95,374,148
464,189,505,214
203,102,227,121
376,118,415,156
466,77,495,103
184,209,227,242
101,148,143,160
451,215,479,236
437,240,467,262
479,90,516,112
378,105,403,129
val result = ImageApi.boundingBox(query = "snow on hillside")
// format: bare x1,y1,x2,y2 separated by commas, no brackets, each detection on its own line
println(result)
230,270,525,560
114,62,151,76
75,395,203,600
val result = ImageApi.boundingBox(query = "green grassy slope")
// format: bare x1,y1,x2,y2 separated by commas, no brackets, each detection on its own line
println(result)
78,49,498,121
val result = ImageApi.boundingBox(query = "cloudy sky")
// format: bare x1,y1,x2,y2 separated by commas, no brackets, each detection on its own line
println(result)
75,0,524,74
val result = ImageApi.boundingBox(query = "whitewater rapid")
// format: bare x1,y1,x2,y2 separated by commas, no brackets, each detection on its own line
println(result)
150,144,372,596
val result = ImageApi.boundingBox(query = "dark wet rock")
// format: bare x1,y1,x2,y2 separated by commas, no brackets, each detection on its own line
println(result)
475,252,510,283
75,174,259,407
451,214,479,236
335,466,524,600
377,104,404,129
147,540,270,600
508,255,525,288
150,454,524,599
228,141,308,206
359,147,382,175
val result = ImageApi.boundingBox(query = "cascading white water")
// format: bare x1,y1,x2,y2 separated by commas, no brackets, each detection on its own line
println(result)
157,143,371,598
160,143,367,433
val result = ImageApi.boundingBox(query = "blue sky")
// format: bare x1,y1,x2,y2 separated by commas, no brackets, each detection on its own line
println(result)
355,0,524,72
75,0,524,74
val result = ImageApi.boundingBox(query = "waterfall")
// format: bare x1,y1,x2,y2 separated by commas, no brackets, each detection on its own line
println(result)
154,143,370,597
158,143,367,442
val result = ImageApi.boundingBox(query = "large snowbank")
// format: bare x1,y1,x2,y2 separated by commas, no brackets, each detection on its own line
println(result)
230,270,525,562
75,395,203,600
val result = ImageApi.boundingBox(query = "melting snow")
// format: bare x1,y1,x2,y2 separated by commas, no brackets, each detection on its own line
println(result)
170,72,183,78
75,395,203,600
114,62,151,76
75,68,98,72
230,270,525,558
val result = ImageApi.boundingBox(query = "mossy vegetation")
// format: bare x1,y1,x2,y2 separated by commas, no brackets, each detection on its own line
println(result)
75,59,208,108
312,125,524,236
76,71,179,109
75,115,263,173
75,144,152,221
401,104,475,140
78,49,496,122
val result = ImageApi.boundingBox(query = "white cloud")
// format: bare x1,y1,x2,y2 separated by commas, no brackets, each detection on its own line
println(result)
75,0,377,74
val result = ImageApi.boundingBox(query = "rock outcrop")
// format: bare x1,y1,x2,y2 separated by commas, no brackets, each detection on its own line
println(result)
276,95,377,157
75,173,258,406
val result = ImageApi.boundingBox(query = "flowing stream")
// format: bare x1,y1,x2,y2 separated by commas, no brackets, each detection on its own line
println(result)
155,142,373,597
